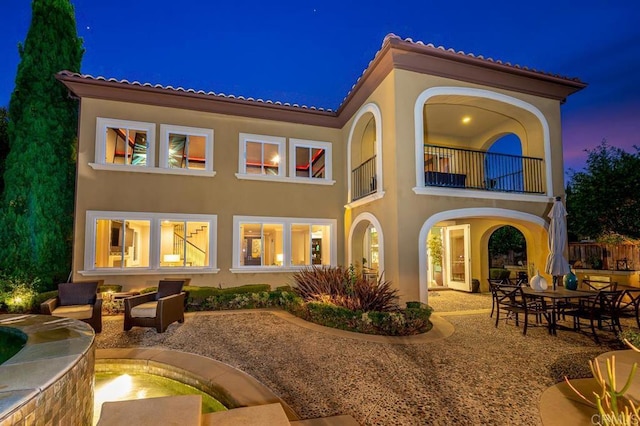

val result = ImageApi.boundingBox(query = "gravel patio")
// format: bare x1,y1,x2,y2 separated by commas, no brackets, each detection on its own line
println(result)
96,290,623,425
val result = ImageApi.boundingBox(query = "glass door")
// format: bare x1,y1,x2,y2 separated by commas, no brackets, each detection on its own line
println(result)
445,224,471,291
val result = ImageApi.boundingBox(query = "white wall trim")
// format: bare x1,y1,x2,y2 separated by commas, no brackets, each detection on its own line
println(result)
84,210,218,272
346,103,383,203
413,87,553,196
159,124,214,172
232,215,338,270
95,117,156,167
347,212,385,275
89,163,216,177
412,186,552,203
417,208,549,304
289,138,333,181
234,173,335,185
238,133,287,176
344,191,386,209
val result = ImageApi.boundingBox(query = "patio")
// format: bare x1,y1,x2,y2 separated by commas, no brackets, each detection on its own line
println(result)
96,290,622,425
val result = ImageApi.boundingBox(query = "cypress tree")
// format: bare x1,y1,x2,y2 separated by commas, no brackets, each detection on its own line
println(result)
1,0,83,289
0,107,8,194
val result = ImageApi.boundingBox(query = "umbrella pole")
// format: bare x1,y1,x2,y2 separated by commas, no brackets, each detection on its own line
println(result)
553,276,557,291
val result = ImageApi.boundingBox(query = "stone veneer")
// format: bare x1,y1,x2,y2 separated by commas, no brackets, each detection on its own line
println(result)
0,314,95,425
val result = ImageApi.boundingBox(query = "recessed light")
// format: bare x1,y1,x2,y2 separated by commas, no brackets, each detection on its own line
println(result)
462,116,471,124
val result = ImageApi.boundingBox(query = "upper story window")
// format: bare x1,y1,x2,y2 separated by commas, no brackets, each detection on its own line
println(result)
236,134,335,185
159,125,214,174
289,139,332,181
238,133,286,177
96,118,155,168
82,211,218,274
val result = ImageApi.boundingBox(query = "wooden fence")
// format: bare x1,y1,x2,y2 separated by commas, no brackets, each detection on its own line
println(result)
568,243,639,271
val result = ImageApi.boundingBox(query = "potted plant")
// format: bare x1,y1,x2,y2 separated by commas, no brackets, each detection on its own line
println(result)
428,233,444,286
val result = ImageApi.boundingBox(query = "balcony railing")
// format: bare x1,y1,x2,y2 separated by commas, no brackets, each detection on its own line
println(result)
423,145,545,194
352,155,377,201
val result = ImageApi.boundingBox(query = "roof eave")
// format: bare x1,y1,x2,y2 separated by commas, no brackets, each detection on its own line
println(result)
55,73,340,128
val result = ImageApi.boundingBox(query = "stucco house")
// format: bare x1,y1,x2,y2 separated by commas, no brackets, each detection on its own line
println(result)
57,34,585,303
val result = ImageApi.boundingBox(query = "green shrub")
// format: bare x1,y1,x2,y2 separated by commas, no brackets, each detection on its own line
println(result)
98,285,122,293
294,300,432,336
0,275,41,313
619,329,640,348
489,268,511,280
306,301,361,330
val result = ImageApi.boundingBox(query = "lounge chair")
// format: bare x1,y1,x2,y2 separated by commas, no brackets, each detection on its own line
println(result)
124,280,186,333
41,281,102,332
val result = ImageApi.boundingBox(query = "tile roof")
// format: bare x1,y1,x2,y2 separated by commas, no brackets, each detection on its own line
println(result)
337,33,585,109
58,34,585,114
56,70,336,113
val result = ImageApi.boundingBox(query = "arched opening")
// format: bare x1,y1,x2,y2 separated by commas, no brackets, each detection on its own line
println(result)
485,133,525,193
347,103,382,202
348,212,384,277
488,225,528,282
414,87,552,197
418,208,548,303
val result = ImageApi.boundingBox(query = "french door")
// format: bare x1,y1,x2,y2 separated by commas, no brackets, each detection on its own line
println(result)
445,224,471,291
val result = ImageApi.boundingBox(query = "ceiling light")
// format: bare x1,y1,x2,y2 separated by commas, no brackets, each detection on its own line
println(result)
462,116,471,124
271,154,280,164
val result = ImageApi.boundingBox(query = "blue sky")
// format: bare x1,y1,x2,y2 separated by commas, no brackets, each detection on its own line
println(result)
2,0,639,172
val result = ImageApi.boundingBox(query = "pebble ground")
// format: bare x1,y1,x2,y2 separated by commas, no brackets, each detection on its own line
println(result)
96,290,625,425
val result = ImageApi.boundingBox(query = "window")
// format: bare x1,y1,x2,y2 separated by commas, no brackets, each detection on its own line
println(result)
94,218,151,268
291,224,331,266
83,211,218,274
95,118,155,167
232,216,336,271
160,220,210,267
289,139,332,181
159,125,214,174
238,133,286,177
239,223,283,266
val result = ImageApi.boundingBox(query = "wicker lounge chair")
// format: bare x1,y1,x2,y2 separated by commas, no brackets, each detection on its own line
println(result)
124,280,186,333
41,281,102,332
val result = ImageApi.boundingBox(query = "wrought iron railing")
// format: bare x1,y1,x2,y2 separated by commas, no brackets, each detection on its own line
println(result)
423,145,545,194
351,155,377,201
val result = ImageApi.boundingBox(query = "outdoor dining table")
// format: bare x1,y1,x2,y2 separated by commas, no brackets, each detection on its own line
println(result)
522,287,599,335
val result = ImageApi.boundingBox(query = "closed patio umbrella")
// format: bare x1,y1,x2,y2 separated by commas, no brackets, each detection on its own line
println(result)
545,197,570,290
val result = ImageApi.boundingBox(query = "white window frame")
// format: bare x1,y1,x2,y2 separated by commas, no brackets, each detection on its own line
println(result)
236,133,287,181
289,138,333,182
80,210,219,275
159,124,215,176
231,215,337,273
92,118,156,170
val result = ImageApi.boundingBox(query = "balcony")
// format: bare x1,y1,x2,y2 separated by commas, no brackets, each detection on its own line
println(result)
423,145,545,194
352,155,377,201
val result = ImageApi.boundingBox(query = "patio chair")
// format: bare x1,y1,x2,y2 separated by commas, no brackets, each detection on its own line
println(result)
581,279,617,292
563,290,623,343
492,284,551,335
617,289,640,329
124,280,186,333
40,281,102,332
488,279,510,317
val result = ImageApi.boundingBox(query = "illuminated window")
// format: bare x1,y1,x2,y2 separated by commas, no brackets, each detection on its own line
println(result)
84,211,217,273
160,220,209,268
237,133,286,177
232,216,336,271
95,118,155,167
159,124,214,173
289,139,332,181
93,218,151,268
